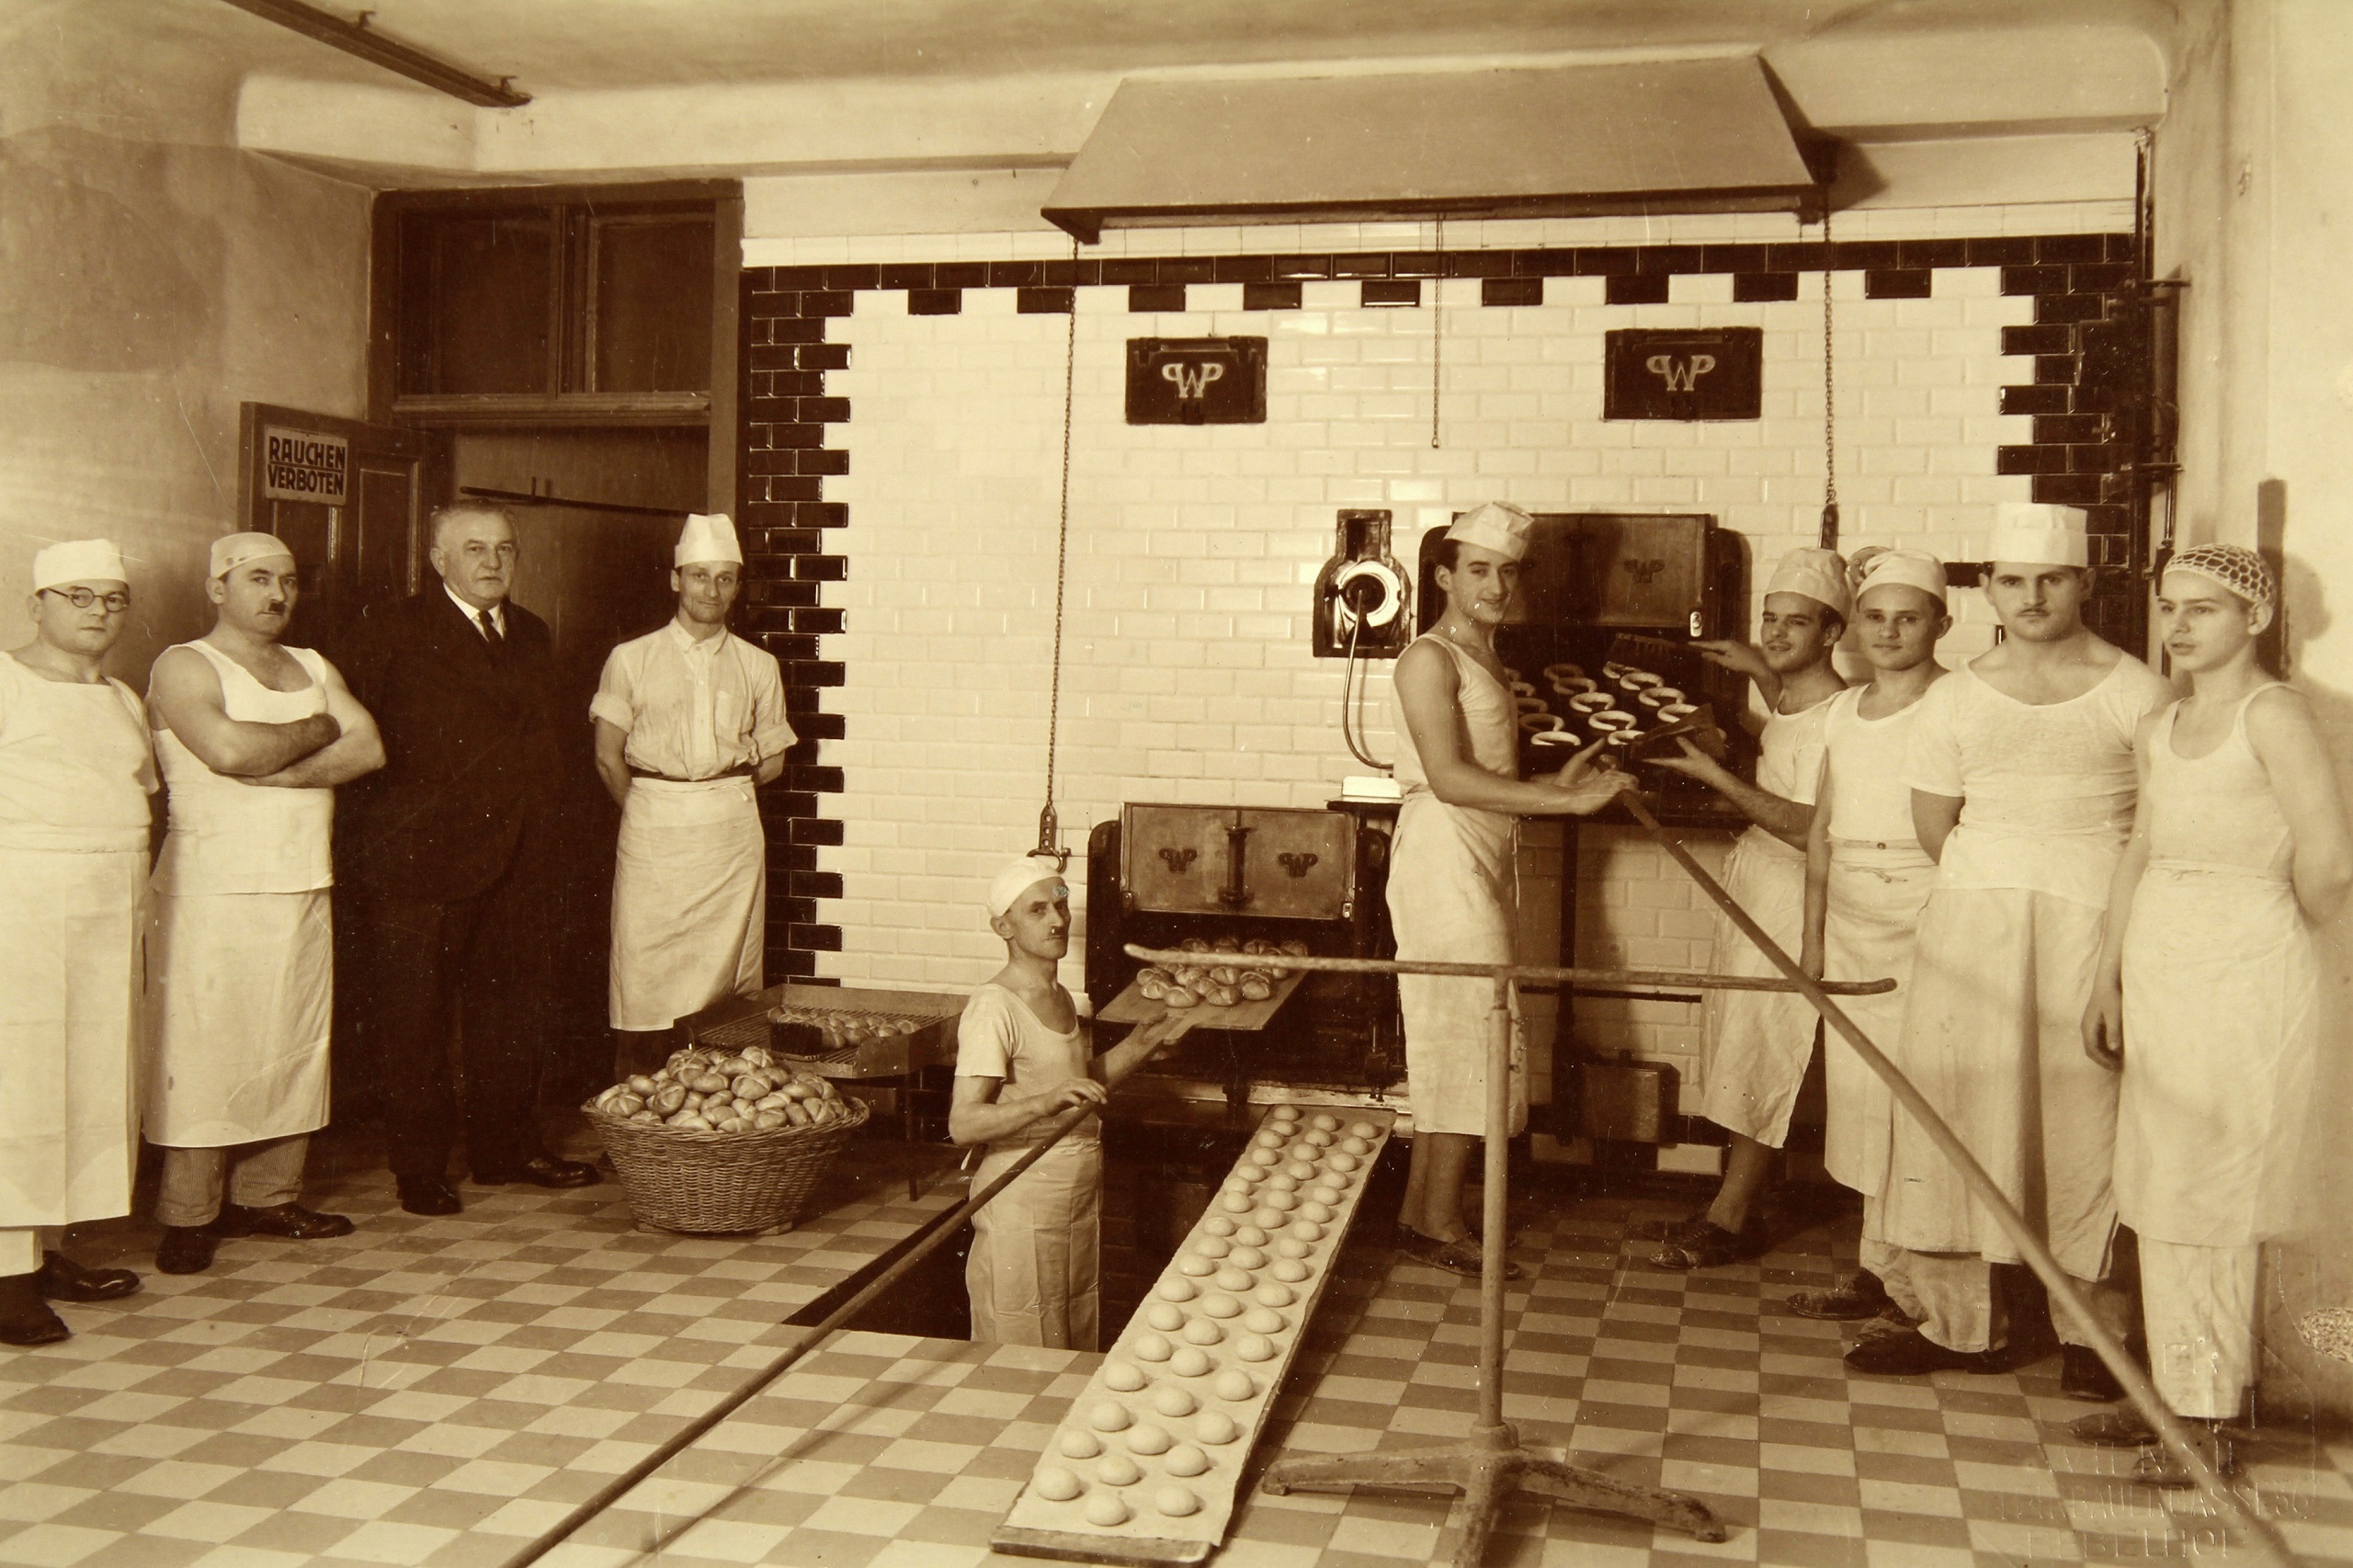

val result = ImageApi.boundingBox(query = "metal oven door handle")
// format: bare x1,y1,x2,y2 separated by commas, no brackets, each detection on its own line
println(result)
1219,820,1255,909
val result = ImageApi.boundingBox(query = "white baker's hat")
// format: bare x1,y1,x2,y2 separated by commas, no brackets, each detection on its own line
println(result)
674,512,744,568
1987,502,2090,569
1849,546,1948,607
1766,546,1852,620
1444,502,1534,562
31,538,128,590
986,856,1066,919
208,531,295,580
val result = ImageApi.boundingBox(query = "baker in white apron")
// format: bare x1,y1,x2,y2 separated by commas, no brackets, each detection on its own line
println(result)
951,859,1185,1349
1645,547,1849,1270
144,533,384,1275
2082,546,2349,1483
1387,503,1631,1278
0,539,153,1347
1859,504,2175,1387
592,513,793,1077
1787,548,1951,1324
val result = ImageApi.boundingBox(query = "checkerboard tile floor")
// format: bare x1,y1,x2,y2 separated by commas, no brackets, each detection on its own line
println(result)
6,1175,2347,1567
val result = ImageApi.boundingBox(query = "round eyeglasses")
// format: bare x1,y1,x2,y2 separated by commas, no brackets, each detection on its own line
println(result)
40,587,131,613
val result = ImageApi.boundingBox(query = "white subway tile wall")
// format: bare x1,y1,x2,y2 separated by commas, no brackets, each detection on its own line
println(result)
817,230,2038,1119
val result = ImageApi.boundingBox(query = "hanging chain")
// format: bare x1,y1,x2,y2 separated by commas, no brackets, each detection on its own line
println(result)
1035,244,1080,867
1430,214,1445,449
1820,205,1839,548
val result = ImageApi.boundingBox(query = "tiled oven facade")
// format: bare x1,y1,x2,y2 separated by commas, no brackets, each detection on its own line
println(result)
733,217,2149,1136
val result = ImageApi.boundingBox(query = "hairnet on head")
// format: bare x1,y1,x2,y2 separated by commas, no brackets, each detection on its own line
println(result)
986,857,1065,919
2165,543,2275,608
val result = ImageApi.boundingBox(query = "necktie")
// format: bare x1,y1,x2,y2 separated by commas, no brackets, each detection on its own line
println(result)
477,608,503,646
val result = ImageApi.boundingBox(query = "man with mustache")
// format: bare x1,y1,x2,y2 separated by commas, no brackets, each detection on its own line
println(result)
952,859,1187,1348
143,533,382,1273
1857,503,2173,1388
342,503,597,1215
592,513,791,1079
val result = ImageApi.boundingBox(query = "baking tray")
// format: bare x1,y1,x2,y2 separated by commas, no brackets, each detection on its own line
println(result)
1095,968,1310,1032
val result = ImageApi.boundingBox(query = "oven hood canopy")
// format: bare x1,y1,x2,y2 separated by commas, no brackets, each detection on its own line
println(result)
1043,57,1824,244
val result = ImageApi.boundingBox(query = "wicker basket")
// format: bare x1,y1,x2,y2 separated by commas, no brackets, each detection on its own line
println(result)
587,1096,871,1234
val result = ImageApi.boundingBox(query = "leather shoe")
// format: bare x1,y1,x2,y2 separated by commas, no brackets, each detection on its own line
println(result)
0,1277,69,1347
36,1251,142,1303
396,1176,463,1217
473,1153,600,1189
2062,1344,2127,1402
1844,1327,2005,1377
155,1227,219,1276
211,1203,356,1241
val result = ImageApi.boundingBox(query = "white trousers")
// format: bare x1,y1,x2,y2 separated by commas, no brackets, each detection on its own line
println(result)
1895,1248,2132,1354
2141,1238,2257,1420
1859,1195,1924,1320
0,1228,56,1276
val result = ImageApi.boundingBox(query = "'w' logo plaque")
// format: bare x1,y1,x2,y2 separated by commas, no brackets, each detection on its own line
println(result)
1604,328,1763,422
1127,337,1267,425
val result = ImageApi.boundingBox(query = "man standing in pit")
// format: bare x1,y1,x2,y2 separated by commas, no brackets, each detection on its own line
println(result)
0,540,153,1346
592,513,792,1079
1645,547,1850,1269
143,533,383,1274
1855,503,2174,1387
951,859,1188,1349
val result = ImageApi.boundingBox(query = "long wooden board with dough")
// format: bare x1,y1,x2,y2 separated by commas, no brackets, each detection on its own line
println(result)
993,1104,1396,1565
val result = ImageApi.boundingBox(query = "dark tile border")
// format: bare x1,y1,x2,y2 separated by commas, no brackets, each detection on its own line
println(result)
741,233,2145,977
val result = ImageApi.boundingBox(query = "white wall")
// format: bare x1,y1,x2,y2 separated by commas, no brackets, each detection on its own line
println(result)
812,217,2072,1135
2155,0,2353,1424
0,10,373,678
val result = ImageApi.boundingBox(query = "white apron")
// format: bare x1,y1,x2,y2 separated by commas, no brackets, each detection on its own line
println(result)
1698,694,1832,1148
145,642,335,1147
1815,684,1937,1197
1386,636,1526,1139
1882,658,2170,1278
2115,690,2317,1248
0,656,153,1230
958,983,1102,1350
608,775,766,1031
1820,848,1934,1195
968,1138,1103,1351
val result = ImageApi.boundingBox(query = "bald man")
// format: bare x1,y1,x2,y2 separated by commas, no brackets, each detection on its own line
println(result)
342,503,597,1215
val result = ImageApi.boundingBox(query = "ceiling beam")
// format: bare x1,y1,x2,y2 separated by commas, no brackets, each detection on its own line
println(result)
216,0,529,108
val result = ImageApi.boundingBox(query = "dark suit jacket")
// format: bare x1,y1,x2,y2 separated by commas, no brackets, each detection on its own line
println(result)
341,587,563,904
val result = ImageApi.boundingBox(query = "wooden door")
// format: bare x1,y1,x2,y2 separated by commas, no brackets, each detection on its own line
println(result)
238,403,422,650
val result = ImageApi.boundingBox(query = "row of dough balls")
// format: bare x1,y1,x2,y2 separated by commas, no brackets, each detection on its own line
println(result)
1028,1108,1382,1532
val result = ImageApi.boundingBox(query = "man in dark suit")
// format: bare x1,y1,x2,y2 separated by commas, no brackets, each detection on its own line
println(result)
342,501,598,1214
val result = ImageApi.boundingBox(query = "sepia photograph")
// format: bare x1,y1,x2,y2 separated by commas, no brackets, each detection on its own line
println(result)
2,3,2349,1565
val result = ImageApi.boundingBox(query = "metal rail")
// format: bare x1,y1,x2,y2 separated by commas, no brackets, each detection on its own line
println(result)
1620,792,2298,1568
1120,947,1894,996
